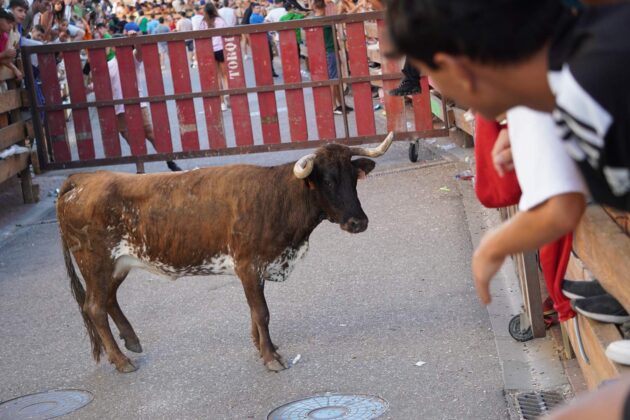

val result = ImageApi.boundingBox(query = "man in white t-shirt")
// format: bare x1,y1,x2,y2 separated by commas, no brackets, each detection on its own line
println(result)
191,5,204,30
217,0,237,27
472,108,588,305
265,0,287,23
109,30,181,172
175,11,194,63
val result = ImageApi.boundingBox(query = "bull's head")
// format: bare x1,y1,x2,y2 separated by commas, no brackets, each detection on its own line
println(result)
293,132,394,233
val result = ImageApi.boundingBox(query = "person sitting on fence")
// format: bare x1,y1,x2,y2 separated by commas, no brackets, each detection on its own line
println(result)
108,27,182,172
0,9,22,81
311,0,353,115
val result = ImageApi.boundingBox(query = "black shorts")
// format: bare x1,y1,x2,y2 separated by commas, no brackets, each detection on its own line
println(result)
185,40,194,52
214,50,224,63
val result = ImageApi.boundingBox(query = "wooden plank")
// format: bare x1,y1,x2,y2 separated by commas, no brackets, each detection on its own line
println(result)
278,29,308,142
565,316,630,389
223,35,254,146
574,206,630,312
0,152,29,183
0,121,26,150
89,48,122,157
168,40,200,151
38,53,72,162
250,32,281,145
116,46,148,156
304,26,336,140
345,21,376,136
0,89,22,114
140,43,173,154
453,107,474,136
604,207,630,235
412,77,433,131
377,20,405,133
63,50,96,160
193,37,225,149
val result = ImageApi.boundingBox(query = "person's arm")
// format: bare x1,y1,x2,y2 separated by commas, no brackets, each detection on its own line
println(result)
1,62,24,80
472,192,586,304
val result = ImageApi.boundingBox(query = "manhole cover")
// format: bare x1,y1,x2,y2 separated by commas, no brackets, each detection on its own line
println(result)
0,389,93,420
268,393,388,420
516,391,563,419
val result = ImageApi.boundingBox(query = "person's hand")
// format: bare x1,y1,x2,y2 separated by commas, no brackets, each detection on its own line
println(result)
1,47,17,60
13,67,24,81
492,128,514,177
471,229,506,305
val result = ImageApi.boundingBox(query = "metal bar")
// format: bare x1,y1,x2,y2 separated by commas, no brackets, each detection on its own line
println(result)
21,12,386,55
41,129,449,170
38,73,403,112
22,49,49,169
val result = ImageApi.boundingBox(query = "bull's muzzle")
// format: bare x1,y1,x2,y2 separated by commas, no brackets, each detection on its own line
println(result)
341,216,368,234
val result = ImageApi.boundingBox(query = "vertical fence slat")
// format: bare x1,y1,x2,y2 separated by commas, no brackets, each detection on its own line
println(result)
88,48,121,157
168,40,200,151
304,26,336,140
63,51,95,160
279,29,308,142
377,19,405,133
412,77,432,131
345,21,376,136
116,46,147,156
140,43,172,154
194,37,225,149
38,53,71,162
250,32,281,145
222,35,254,146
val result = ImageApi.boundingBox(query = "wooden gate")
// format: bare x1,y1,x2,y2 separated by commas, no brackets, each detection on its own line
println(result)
22,11,448,171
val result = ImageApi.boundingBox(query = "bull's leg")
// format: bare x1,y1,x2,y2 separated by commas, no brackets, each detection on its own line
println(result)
251,318,279,355
107,274,142,353
237,267,287,372
85,289,137,373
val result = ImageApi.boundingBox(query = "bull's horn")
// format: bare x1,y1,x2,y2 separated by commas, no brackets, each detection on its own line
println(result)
350,132,394,158
293,153,317,179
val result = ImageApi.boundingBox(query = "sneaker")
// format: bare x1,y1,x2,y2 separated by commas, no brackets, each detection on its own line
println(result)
167,161,182,172
389,79,421,96
221,102,227,112
606,340,630,365
572,294,630,324
333,106,343,115
562,279,608,300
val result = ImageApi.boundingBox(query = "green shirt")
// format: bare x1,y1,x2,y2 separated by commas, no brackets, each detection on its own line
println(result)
103,33,116,61
279,12,305,44
139,17,148,33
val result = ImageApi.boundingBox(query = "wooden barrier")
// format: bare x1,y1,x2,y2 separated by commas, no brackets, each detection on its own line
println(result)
0,77,37,204
22,11,448,171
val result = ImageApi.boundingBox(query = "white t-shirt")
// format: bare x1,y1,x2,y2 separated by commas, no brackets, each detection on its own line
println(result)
191,14,204,30
265,7,287,23
176,17,193,32
507,106,589,211
218,7,237,27
199,17,226,51
108,56,148,115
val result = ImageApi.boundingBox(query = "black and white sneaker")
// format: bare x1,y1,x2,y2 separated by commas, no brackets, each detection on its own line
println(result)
572,294,630,324
561,279,608,300
167,160,182,172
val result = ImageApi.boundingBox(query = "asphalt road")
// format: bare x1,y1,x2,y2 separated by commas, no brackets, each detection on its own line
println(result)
0,145,509,419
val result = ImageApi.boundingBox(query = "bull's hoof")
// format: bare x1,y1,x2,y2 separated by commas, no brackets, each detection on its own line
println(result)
265,359,288,372
265,353,288,372
115,359,138,373
124,339,143,353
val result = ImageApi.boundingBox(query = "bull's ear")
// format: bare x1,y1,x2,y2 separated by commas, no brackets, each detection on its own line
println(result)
352,158,376,180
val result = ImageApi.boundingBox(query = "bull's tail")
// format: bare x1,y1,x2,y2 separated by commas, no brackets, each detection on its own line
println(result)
61,234,103,362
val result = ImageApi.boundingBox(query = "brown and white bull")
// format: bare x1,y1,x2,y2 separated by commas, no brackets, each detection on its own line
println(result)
57,133,393,373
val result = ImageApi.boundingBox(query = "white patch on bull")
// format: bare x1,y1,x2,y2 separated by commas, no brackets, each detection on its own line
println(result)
111,235,236,279
263,241,309,283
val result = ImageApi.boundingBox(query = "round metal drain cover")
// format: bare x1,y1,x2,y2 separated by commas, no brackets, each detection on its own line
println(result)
268,393,388,420
0,389,93,420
